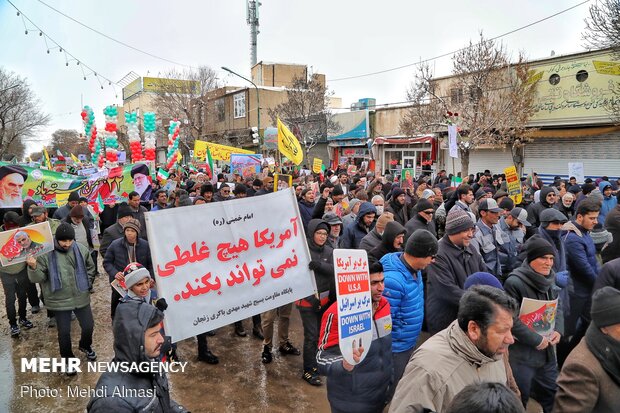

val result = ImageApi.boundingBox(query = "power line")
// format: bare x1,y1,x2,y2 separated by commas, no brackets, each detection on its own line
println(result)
6,0,119,94
329,0,591,82
33,0,196,69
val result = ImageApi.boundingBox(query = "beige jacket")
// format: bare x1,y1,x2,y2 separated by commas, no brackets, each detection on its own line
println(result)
554,338,620,413
389,320,508,413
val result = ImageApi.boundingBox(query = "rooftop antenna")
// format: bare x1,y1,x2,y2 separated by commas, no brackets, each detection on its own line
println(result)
247,0,261,67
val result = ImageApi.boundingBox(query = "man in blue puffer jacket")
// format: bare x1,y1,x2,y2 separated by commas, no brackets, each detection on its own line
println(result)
598,181,617,224
381,229,438,395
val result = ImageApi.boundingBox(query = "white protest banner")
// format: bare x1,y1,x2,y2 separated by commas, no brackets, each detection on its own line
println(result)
145,189,315,343
448,124,458,159
333,249,373,366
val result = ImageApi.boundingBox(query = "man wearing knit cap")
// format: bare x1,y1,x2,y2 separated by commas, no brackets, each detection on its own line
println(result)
0,165,27,207
555,286,620,412
426,208,486,334
27,222,97,374
99,203,133,259
381,229,438,393
255,176,274,196
103,217,152,319
341,198,362,228
359,212,394,252
404,198,437,242
504,237,563,412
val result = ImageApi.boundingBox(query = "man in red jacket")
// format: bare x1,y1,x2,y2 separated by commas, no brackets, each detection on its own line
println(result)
317,261,393,413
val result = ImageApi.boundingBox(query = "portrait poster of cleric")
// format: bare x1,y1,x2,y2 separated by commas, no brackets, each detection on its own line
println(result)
0,165,28,208
130,163,152,202
145,189,316,342
0,221,54,266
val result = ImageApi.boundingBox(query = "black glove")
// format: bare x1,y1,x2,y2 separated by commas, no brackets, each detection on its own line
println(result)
308,261,321,271
155,298,168,312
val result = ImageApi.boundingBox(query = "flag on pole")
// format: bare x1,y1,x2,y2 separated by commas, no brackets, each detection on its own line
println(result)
56,149,66,161
156,168,170,182
43,147,52,169
70,153,80,164
189,164,198,173
277,118,303,165
206,147,215,180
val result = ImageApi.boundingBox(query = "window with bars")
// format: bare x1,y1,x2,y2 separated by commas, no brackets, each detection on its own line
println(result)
233,93,246,119
216,98,225,122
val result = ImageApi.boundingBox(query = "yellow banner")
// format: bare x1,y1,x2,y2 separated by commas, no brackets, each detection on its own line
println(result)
193,140,253,162
504,165,523,205
312,158,323,173
593,60,620,76
277,118,303,166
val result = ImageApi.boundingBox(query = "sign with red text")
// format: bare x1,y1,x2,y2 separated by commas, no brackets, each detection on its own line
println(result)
334,249,373,366
145,189,315,343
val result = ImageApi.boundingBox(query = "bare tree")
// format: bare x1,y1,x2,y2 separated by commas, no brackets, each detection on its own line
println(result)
49,129,90,156
582,0,620,118
268,74,339,162
151,66,220,156
400,62,447,136
583,0,620,53
449,33,537,176
0,68,50,159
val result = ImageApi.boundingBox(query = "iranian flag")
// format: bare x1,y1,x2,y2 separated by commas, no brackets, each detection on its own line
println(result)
156,168,170,182
205,147,215,181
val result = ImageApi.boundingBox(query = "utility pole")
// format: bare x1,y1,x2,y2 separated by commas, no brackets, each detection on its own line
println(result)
246,0,261,67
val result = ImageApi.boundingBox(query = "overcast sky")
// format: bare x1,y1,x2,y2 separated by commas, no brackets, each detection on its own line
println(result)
0,0,592,155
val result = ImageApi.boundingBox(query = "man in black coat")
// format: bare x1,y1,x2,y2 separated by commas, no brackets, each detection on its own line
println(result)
404,198,437,241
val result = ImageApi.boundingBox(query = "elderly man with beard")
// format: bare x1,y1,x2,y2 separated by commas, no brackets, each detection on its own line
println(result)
504,238,563,413
130,163,152,204
0,165,27,208
389,286,517,413
26,223,97,374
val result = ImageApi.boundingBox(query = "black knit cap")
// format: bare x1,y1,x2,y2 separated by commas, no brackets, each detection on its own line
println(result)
414,198,434,213
117,204,133,219
405,229,438,258
68,191,80,202
55,222,75,241
525,237,556,263
591,286,620,328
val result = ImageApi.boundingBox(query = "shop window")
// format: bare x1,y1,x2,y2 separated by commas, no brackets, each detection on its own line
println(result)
576,70,589,82
549,74,560,85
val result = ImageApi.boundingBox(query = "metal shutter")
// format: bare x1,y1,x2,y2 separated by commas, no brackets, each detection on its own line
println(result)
524,135,620,181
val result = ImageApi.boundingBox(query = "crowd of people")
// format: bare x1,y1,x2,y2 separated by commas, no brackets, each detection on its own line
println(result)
2,163,620,412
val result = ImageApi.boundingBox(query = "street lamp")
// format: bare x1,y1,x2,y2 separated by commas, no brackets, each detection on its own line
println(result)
221,66,261,150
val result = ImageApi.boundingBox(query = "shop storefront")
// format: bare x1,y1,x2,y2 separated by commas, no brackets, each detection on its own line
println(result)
374,135,437,178
328,110,371,169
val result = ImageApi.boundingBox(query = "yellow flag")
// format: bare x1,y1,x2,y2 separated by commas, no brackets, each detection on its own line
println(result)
277,118,303,165
70,153,80,163
43,147,52,169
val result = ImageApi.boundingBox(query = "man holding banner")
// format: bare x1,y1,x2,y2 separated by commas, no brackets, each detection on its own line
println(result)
317,260,393,413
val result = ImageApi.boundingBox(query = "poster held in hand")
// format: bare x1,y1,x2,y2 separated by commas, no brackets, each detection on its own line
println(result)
333,249,373,366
